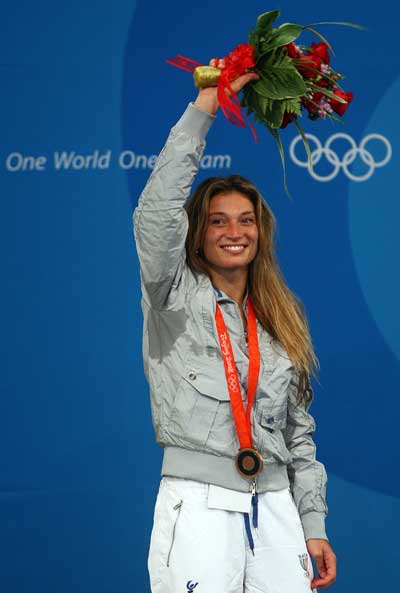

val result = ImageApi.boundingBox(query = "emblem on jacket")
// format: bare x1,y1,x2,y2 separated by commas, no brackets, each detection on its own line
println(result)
186,580,199,593
298,553,311,579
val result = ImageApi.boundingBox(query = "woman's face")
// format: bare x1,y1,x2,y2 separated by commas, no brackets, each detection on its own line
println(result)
202,192,259,274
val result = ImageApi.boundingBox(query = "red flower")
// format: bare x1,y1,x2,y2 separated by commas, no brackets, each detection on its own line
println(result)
296,53,322,78
315,78,329,88
223,43,255,81
280,111,295,128
303,91,323,112
329,90,353,115
286,42,300,58
310,42,330,65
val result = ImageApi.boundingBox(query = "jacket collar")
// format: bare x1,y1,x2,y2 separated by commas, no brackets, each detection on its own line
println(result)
213,285,249,311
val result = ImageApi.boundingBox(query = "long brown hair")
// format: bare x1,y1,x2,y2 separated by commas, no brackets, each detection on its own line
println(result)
185,174,318,402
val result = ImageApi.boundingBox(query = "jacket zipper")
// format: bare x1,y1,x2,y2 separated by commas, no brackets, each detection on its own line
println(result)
166,500,183,567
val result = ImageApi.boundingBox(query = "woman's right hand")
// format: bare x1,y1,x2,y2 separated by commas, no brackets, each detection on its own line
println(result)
193,58,259,116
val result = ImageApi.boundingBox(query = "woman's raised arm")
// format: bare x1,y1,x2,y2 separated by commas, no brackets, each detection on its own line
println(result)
133,102,215,309
133,63,259,309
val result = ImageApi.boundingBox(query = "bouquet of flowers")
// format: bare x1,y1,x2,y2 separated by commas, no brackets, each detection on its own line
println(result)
167,9,363,193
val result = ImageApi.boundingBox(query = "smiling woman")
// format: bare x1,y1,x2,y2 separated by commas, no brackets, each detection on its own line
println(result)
133,60,336,593
205,192,258,279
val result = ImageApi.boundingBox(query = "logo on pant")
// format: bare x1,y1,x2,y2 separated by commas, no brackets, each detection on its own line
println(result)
186,580,198,593
298,553,311,579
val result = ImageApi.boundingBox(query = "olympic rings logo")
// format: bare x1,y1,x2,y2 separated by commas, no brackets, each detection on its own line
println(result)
228,375,239,392
289,133,392,182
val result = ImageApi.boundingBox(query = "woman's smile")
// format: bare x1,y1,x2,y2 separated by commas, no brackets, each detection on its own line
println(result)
220,244,248,253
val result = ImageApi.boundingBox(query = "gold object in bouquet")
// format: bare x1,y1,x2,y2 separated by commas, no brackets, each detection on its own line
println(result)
193,66,221,88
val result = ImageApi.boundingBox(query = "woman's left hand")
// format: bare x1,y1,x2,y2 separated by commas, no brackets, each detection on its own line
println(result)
306,538,337,589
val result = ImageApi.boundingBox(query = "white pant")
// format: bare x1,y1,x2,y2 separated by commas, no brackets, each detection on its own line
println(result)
148,477,316,593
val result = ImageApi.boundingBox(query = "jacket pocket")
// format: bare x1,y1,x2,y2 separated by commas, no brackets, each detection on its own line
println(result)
255,400,292,463
258,400,287,432
148,481,184,591
167,362,232,449
166,500,183,567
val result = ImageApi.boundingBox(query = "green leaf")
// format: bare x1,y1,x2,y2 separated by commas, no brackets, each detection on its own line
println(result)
263,99,285,128
251,78,270,98
266,23,302,49
256,46,276,66
255,50,307,96
305,21,366,31
242,86,293,129
308,82,347,103
248,28,258,48
269,127,291,198
324,110,345,124
254,64,307,100
292,119,314,172
282,97,302,116
244,90,282,129
256,10,280,32
302,26,335,55
292,62,342,88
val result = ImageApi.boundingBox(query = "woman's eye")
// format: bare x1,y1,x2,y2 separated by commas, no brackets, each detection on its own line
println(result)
210,219,225,225
242,218,255,224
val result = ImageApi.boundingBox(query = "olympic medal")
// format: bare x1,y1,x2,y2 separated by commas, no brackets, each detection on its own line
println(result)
235,448,263,478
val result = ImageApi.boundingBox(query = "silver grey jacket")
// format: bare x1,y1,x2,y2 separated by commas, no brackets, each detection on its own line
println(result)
133,102,328,541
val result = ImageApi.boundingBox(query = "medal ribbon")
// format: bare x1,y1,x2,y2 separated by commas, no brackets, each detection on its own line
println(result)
215,296,260,449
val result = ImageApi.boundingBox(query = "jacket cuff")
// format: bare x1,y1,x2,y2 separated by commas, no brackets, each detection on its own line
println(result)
301,511,328,542
173,102,216,141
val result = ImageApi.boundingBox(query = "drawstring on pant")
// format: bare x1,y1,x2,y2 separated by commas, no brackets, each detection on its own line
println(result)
244,512,255,555
243,481,258,555
251,492,259,528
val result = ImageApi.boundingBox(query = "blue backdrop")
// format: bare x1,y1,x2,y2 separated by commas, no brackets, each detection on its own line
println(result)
1,1,399,592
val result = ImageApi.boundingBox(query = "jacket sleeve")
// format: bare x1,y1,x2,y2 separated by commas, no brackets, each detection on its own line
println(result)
133,103,215,309
283,372,328,541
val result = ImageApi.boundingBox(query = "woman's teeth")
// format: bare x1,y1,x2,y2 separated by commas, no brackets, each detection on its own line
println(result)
222,245,245,252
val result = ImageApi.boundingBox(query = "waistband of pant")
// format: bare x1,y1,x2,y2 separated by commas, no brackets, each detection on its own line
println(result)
161,447,289,493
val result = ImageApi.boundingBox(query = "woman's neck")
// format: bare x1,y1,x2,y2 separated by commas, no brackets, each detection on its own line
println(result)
209,268,248,308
